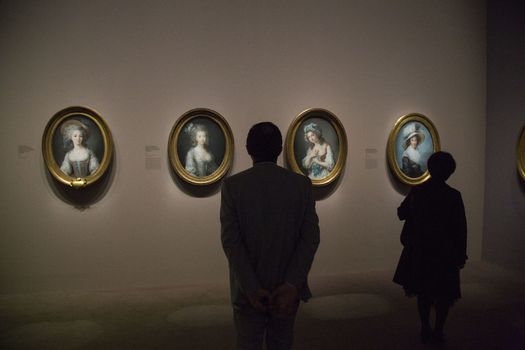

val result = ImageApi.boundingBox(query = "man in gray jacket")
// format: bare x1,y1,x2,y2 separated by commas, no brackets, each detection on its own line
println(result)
221,122,320,349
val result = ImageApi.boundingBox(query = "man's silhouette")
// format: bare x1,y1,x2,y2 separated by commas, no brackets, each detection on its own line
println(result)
221,122,320,349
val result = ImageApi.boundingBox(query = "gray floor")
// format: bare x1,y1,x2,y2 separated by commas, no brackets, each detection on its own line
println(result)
1,262,524,349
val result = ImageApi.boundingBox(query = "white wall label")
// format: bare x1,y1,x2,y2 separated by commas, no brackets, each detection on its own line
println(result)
365,148,378,169
145,145,161,170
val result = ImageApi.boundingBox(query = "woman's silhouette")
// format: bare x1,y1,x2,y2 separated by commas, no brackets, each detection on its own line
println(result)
393,151,467,344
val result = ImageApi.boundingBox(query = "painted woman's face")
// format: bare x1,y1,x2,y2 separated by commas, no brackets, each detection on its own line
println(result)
306,131,319,144
196,130,207,145
71,129,84,147
410,136,418,149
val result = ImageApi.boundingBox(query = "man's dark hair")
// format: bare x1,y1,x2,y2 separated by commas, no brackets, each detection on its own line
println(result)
428,151,456,181
246,122,283,162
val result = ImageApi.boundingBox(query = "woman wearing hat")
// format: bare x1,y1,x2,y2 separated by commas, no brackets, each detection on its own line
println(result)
301,122,334,180
59,120,100,177
401,123,425,178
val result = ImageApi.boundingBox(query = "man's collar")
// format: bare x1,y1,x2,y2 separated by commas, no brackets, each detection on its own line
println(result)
253,161,277,167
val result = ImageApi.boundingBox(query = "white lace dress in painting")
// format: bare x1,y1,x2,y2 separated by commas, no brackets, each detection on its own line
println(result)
185,147,218,177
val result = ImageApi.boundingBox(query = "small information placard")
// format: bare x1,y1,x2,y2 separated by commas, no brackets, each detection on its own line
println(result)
365,148,378,169
145,145,161,170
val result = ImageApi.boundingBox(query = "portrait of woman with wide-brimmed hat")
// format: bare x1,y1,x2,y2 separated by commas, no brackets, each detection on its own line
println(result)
388,113,440,186
400,122,426,178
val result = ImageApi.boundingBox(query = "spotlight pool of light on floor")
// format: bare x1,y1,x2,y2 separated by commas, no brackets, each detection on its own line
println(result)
167,304,232,327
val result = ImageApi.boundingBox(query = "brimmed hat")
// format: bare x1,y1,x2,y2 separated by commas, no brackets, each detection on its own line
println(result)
402,122,425,148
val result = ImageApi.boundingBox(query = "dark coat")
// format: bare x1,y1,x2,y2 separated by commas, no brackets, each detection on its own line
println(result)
393,179,467,302
220,162,320,307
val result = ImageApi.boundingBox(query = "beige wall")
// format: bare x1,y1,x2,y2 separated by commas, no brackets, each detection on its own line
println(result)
0,0,486,293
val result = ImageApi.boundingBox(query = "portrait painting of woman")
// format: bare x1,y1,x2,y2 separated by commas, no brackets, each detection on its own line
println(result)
285,108,347,187
169,108,234,186
400,122,426,178
42,106,113,188
302,122,335,180
387,113,440,186
184,123,218,177
59,120,100,177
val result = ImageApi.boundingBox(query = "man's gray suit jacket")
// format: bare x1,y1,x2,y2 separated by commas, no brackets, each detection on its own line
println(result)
220,162,320,307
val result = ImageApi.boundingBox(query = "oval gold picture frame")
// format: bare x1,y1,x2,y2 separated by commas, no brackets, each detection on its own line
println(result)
42,106,114,189
387,113,441,185
285,108,348,186
168,108,234,186
517,125,525,181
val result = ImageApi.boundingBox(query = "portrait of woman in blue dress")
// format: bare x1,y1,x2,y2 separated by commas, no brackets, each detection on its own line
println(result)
184,123,218,177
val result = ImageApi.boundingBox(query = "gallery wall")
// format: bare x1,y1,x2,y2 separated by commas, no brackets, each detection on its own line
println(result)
483,0,525,273
0,0,486,293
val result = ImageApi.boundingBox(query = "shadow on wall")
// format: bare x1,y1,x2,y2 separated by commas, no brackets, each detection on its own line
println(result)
518,172,525,194
312,165,345,201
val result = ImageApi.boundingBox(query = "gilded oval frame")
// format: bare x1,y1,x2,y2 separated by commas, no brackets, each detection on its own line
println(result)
168,108,234,186
42,106,114,189
285,108,348,186
517,125,525,181
387,113,440,185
